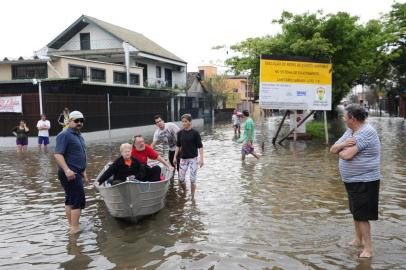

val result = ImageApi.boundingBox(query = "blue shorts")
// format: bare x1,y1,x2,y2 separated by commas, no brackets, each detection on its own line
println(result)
38,136,49,145
16,139,28,146
241,144,254,155
58,170,86,210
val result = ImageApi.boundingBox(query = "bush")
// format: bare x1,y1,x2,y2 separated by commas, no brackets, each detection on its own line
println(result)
306,121,330,139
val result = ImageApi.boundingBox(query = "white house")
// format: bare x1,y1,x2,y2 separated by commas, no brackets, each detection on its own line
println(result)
0,15,187,89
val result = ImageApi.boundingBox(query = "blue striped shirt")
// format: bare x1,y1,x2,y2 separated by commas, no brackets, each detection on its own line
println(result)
335,123,380,183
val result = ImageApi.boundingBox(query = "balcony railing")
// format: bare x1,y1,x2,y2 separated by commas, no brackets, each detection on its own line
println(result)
145,78,183,89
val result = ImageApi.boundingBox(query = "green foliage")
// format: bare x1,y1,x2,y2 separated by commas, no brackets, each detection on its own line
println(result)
384,2,406,92
203,75,229,109
225,10,391,114
306,120,329,139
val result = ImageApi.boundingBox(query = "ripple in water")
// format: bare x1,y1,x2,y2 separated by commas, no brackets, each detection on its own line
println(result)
0,117,405,269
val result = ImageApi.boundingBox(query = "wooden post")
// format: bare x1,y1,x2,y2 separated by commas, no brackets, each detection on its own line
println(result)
272,110,289,145
278,110,315,144
324,110,329,145
293,110,297,142
107,92,112,160
261,108,265,151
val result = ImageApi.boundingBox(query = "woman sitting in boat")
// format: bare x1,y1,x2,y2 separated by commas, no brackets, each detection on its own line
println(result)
97,143,161,186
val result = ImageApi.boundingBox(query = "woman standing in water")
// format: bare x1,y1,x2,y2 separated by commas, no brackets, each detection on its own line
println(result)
11,120,30,152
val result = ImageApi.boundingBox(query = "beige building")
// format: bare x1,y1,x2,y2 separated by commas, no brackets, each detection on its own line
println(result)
196,66,253,109
197,66,217,80
0,55,143,86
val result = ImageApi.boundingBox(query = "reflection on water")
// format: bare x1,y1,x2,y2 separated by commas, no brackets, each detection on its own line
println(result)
0,117,405,269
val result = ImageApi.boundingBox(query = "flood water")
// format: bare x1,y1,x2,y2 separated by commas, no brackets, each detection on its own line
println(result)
0,116,405,270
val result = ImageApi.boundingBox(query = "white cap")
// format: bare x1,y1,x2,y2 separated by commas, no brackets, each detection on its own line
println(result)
69,111,84,120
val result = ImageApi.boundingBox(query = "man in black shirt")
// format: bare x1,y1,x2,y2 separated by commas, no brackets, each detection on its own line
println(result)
173,114,204,198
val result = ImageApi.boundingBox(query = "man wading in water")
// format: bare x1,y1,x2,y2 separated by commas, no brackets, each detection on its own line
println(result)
330,104,381,258
238,110,259,161
54,111,88,234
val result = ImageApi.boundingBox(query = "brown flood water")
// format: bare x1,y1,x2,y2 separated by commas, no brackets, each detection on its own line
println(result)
0,116,405,270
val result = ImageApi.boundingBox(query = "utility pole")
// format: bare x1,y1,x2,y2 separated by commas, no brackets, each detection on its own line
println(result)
32,78,43,115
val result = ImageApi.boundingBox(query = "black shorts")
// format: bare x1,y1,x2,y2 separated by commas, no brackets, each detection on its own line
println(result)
344,180,380,221
168,150,180,172
145,165,161,182
58,170,86,210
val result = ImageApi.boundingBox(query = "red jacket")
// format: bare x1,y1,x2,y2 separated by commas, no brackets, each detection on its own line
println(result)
131,144,158,164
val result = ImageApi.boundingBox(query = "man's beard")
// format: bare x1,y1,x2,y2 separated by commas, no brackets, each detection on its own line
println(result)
74,124,83,131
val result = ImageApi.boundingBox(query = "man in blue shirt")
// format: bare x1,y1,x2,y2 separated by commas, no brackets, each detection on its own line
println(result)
330,104,380,258
54,111,88,234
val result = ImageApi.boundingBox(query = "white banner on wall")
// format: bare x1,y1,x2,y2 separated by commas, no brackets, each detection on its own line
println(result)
0,96,23,113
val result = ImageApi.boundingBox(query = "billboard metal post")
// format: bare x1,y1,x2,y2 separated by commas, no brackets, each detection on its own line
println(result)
272,110,289,145
324,110,329,145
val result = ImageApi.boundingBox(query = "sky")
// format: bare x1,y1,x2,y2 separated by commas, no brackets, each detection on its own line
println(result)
0,0,398,72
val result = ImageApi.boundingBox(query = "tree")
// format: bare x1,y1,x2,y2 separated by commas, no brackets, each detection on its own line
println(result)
385,2,406,94
203,75,229,109
224,10,389,115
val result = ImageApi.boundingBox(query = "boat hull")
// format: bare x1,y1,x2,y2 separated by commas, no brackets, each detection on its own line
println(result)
97,165,171,221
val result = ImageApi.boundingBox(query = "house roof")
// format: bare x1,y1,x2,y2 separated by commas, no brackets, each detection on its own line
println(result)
47,15,186,64
186,72,207,93
0,56,49,65
186,72,199,89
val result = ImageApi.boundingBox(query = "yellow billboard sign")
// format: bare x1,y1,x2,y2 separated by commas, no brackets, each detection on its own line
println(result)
259,55,332,110
260,60,332,85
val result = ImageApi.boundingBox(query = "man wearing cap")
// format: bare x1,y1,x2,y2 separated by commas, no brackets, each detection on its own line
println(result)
54,111,88,234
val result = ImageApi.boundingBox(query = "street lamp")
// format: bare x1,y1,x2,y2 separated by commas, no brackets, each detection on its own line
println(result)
32,78,43,115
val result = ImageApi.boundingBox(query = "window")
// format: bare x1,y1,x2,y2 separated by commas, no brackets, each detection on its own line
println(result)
232,88,238,93
90,68,106,82
69,65,87,80
130,73,140,85
136,63,148,85
164,68,172,87
80,33,90,50
113,71,127,84
156,66,161,78
12,64,47,79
